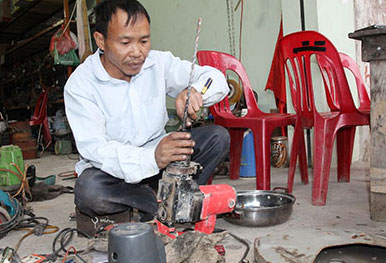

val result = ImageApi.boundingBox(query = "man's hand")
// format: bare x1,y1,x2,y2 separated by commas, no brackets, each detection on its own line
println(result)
155,132,195,169
176,88,203,127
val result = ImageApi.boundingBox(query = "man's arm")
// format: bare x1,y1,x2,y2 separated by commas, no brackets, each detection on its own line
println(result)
159,51,229,124
64,83,159,183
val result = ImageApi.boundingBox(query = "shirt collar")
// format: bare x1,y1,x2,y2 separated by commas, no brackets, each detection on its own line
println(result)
91,49,156,82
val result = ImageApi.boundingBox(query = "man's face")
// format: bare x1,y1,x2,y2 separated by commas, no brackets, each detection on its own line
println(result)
94,9,151,81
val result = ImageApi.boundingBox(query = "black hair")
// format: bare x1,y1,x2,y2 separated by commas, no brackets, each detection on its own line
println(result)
95,0,150,38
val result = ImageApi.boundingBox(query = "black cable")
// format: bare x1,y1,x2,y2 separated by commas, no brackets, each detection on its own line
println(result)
228,232,250,263
0,197,24,237
50,227,91,260
16,216,49,228
213,228,250,263
76,254,87,263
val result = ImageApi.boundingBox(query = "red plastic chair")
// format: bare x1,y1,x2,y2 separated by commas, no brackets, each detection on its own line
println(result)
197,50,308,190
338,52,370,114
30,89,52,148
317,52,370,183
279,31,370,205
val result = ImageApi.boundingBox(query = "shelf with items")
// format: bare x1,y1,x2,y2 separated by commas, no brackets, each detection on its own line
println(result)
1,52,68,121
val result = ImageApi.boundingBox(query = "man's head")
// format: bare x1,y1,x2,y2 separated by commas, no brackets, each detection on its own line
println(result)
94,0,151,81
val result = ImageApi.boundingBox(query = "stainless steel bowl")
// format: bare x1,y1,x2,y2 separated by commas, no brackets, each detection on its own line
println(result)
223,189,295,227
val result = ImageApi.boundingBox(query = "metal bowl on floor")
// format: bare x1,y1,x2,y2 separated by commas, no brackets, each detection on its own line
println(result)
223,188,295,227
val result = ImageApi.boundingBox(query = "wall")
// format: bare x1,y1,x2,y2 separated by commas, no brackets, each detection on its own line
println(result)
353,0,386,162
140,0,363,163
140,0,282,112
316,0,363,163
281,0,364,164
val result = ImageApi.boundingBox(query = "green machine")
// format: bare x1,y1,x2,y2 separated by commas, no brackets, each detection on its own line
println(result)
0,145,24,191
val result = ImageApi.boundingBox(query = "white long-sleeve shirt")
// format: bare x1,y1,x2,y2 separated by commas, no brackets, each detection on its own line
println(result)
64,49,228,183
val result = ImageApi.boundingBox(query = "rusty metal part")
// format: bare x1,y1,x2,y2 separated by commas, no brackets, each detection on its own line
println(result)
157,161,204,226
227,78,243,105
165,161,200,176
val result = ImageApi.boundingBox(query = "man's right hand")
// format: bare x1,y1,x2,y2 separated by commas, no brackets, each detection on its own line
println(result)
155,132,195,169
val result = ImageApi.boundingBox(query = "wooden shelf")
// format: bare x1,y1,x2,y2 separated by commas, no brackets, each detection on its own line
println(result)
0,69,40,86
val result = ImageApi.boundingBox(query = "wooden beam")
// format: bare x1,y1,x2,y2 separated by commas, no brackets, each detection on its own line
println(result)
80,0,92,62
6,19,64,55
0,0,43,32
64,0,70,33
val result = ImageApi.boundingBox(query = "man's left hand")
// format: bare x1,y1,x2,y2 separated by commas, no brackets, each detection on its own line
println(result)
176,87,203,127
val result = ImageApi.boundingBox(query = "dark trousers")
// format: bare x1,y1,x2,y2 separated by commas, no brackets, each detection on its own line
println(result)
74,125,230,220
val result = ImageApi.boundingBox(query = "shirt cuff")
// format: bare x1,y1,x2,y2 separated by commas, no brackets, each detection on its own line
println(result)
139,146,160,179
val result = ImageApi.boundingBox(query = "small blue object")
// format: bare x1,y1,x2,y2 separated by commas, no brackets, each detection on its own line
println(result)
0,190,16,216
240,131,256,177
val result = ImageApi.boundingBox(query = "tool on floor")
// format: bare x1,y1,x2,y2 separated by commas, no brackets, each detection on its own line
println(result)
108,222,166,263
0,247,22,263
0,145,24,192
155,18,236,239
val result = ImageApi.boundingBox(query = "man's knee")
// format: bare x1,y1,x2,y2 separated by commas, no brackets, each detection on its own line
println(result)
74,169,116,215
211,125,230,151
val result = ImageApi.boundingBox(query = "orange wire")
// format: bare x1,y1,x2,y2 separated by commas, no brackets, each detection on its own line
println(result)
62,246,77,263
0,167,26,198
0,162,32,201
11,163,29,199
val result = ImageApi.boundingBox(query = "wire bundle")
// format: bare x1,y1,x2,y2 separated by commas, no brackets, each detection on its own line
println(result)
50,227,91,262
0,195,23,238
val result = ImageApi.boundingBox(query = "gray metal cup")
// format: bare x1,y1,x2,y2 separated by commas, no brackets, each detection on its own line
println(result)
108,222,166,263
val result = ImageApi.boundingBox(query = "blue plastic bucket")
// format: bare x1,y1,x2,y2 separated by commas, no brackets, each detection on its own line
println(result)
240,131,256,177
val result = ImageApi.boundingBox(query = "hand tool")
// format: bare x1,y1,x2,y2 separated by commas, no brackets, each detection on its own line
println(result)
155,18,236,239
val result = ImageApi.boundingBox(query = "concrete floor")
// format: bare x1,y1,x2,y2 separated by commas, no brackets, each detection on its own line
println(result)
1,153,385,262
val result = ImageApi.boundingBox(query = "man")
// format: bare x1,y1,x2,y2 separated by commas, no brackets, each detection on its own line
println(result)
64,0,230,221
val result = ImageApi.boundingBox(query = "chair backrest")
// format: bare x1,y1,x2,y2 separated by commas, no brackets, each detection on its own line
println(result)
197,50,262,116
316,52,370,112
279,31,357,116
338,52,370,110
30,89,49,125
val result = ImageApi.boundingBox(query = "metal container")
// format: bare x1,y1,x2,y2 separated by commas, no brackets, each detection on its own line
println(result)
223,189,295,227
270,136,288,168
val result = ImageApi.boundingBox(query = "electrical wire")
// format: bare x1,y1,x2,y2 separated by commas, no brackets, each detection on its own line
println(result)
0,197,23,238
62,246,76,263
0,162,33,203
10,163,32,202
50,227,91,261
62,0,79,35
213,228,250,263
14,216,59,252
238,0,244,61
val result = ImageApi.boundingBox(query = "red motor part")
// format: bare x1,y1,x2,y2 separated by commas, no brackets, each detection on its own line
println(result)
155,161,236,238
156,184,236,238
194,184,236,234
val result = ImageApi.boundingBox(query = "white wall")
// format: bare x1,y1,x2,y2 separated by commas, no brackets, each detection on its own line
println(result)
140,0,282,111
140,0,362,163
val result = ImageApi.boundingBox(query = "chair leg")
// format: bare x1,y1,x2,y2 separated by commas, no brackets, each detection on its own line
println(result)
207,177,213,185
229,129,245,180
336,127,356,182
298,128,309,185
288,127,300,193
42,116,52,147
312,119,338,206
288,121,308,193
251,128,271,190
